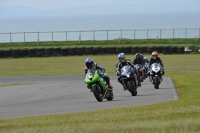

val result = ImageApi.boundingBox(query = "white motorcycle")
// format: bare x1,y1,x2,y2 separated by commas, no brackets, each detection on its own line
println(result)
149,63,163,89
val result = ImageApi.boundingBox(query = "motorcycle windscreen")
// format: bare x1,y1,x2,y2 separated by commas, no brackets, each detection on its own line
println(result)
134,64,142,70
150,63,161,73
121,65,134,78
85,69,100,84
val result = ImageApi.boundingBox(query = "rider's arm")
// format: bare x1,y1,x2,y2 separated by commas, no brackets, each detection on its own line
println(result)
116,63,121,76
133,59,136,65
95,63,105,73
84,67,88,76
158,57,164,67
149,58,153,68
127,60,134,68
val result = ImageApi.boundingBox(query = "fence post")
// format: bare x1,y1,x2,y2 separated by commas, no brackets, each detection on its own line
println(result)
66,31,67,42
134,30,136,39
199,28,200,38
93,30,95,41
173,29,174,39
38,32,40,42
185,28,187,39
79,31,81,44
147,29,148,39
52,31,54,42
24,32,26,42
120,29,122,39
107,30,108,41
160,29,162,39
10,32,12,43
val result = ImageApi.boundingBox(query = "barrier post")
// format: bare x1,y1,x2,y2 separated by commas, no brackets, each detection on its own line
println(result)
10,32,12,43
66,31,67,42
52,31,54,42
93,30,95,41
160,29,162,39
24,32,26,42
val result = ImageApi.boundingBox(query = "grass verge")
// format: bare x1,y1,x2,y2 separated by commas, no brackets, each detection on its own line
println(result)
0,54,200,133
0,38,199,50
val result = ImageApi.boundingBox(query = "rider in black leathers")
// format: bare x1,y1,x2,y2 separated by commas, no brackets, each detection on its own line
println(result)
148,51,165,79
115,53,135,90
133,53,145,83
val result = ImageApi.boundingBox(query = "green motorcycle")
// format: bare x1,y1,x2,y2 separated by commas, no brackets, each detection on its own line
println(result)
85,69,114,102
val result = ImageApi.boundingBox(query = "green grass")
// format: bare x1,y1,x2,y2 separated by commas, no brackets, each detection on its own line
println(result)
0,54,200,133
0,38,200,50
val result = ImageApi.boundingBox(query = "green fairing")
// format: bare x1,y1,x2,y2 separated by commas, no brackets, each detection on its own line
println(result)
85,70,107,91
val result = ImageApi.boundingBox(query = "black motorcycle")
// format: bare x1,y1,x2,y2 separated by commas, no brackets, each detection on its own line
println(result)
134,64,144,87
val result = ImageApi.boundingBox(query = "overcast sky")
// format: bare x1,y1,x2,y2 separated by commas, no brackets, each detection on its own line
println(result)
0,0,200,10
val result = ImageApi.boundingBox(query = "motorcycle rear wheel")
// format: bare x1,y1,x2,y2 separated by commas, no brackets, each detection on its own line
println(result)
106,91,114,101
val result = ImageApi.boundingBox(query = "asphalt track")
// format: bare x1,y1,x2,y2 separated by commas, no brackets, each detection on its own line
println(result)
0,76,179,119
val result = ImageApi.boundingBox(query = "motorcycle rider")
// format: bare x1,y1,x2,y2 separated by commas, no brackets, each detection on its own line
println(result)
84,57,113,90
148,51,165,79
115,53,136,90
144,57,149,63
140,54,145,65
133,53,145,83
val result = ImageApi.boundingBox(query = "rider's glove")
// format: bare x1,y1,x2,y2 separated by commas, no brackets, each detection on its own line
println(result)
116,70,121,76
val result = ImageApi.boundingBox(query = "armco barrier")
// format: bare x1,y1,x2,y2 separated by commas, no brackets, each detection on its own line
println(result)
0,46,197,58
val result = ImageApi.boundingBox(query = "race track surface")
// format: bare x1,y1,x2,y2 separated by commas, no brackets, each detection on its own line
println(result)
0,76,178,119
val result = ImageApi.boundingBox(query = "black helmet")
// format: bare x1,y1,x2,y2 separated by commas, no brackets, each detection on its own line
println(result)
135,53,140,58
140,54,144,59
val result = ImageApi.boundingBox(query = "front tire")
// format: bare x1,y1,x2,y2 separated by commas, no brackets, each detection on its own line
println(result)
127,81,137,96
154,76,160,89
92,84,103,102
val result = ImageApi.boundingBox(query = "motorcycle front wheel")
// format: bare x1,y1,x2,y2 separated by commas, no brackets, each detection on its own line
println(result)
92,84,103,102
154,76,160,89
127,81,137,96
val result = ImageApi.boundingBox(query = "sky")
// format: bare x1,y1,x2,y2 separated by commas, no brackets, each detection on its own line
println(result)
0,0,200,17
0,0,199,9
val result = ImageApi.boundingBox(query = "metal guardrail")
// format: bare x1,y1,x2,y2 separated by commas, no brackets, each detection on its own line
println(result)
0,28,199,43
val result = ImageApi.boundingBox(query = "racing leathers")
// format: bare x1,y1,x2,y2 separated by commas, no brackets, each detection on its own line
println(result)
148,57,165,78
115,59,137,88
